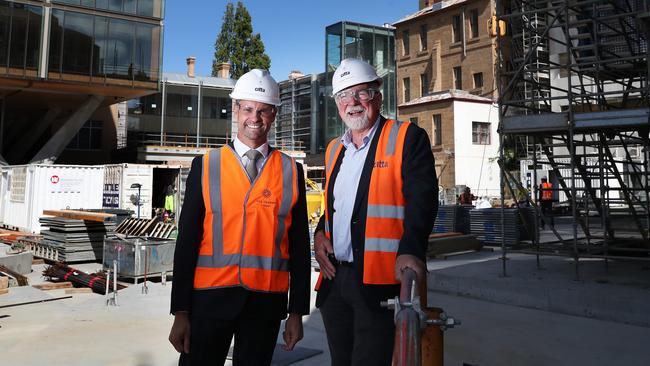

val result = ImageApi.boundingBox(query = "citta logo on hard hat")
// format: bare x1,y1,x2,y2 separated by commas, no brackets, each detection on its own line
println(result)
255,87,266,92
340,71,350,77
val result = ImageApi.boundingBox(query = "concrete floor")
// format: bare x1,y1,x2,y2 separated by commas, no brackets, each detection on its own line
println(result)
1,252,649,366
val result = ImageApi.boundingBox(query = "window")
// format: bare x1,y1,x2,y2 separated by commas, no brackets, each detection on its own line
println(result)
419,24,427,51
472,122,491,145
67,120,103,150
452,15,462,43
433,114,442,146
48,8,160,81
453,67,462,89
402,30,410,56
470,9,479,38
10,167,27,203
473,72,484,89
0,2,42,70
420,73,428,97
52,0,162,18
403,77,411,102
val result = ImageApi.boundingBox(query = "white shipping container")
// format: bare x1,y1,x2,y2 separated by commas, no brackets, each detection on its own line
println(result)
0,164,105,233
103,164,181,220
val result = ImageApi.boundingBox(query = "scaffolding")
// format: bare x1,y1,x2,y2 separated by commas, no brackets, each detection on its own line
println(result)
496,0,650,278
274,74,318,151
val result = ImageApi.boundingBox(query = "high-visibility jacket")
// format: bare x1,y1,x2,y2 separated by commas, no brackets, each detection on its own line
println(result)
194,146,298,293
317,119,410,288
541,182,553,201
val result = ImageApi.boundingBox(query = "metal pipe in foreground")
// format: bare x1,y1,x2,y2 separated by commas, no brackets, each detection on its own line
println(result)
393,302,422,366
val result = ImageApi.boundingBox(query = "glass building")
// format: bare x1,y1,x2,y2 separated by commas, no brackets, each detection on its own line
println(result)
127,72,235,162
0,0,164,164
321,21,396,151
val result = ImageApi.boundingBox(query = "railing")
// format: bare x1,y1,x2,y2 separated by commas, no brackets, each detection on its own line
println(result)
132,132,230,149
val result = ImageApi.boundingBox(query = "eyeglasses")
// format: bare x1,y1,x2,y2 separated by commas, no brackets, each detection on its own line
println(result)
333,88,379,104
237,103,276,118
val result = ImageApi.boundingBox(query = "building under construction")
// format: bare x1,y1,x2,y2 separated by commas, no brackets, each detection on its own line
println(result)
497,0,650,277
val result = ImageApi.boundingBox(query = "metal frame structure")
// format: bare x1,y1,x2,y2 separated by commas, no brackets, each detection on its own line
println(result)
496,0,650,278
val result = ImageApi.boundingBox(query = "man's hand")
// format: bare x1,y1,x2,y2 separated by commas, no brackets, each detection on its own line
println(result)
169,311,191,354
314,230,336,279
282,313,304,351
395,254,426,284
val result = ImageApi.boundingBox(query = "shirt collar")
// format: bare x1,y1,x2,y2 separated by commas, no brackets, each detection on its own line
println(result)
233,136,269,159
340,116,381,150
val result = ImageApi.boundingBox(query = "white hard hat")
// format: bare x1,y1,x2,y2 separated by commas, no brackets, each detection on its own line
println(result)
331,58,383,95
230,69,281,106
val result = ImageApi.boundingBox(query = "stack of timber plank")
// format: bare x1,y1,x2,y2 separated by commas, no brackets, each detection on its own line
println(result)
38,210,117,263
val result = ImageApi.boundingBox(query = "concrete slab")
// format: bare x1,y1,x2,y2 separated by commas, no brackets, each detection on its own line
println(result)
0,260,648,365
427,251,650,327
0,243,33,275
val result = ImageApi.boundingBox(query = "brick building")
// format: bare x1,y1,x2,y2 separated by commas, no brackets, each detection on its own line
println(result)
394,0,500,201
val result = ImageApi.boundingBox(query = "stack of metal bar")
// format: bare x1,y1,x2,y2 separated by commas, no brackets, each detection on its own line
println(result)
114,218,176,239
38,211,117,262
470,208,534,246
433,205,473,234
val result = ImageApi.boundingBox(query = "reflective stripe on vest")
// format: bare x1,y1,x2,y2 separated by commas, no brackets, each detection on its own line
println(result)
323,139,343,239
316,120,409,289
194,146,298,292
541,182,553,201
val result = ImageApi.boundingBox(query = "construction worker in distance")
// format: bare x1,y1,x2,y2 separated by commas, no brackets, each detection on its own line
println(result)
459,186,477,205
168,69,311,365
539,177,554,229
312,58,438,365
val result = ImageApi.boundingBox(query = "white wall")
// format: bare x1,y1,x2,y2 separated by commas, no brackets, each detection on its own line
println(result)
453,100,501,198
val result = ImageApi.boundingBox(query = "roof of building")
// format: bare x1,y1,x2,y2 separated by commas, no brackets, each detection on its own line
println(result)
393,0,470,25
163,72,236,89
398,89,495,108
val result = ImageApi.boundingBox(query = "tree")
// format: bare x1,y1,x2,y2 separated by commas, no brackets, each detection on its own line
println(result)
212,1,271,78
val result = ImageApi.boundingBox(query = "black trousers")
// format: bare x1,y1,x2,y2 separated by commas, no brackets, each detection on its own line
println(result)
320,265,395,366
540,201,554,229
179,293,282,366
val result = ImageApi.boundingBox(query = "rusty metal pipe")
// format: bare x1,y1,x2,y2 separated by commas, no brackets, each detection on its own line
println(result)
392,268,422,366
393,305,422,366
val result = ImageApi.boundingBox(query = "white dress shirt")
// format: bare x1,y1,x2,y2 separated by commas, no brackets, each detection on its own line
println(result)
232,136,269,175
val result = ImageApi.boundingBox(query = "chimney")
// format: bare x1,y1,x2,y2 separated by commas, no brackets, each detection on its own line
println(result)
216,62,231,78
288,70,304,80
186,56,196,78
419,0,440,9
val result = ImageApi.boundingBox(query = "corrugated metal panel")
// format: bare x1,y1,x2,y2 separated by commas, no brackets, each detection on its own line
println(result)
2,165,104,233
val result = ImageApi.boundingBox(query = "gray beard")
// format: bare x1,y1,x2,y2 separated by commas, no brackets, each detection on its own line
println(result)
342,114,370,131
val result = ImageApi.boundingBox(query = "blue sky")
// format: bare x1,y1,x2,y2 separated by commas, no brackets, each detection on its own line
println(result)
163,0,417,81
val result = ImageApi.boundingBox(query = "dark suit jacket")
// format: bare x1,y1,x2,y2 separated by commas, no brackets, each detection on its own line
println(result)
170,145,311,320
316,117,438,311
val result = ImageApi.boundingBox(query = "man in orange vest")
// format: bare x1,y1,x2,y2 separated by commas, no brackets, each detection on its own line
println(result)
539,177,554,229
168,69,311,365
313,58,438,365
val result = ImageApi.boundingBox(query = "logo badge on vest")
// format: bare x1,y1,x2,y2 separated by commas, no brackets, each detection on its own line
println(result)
256,188,275,209
373,160,389,168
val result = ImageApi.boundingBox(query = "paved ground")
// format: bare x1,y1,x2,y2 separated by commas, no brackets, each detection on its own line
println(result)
1,252,649,366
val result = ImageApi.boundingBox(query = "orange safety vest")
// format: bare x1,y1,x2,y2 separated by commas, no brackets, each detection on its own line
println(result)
316,119,410,289
541,182,553,201
194,146,298,293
